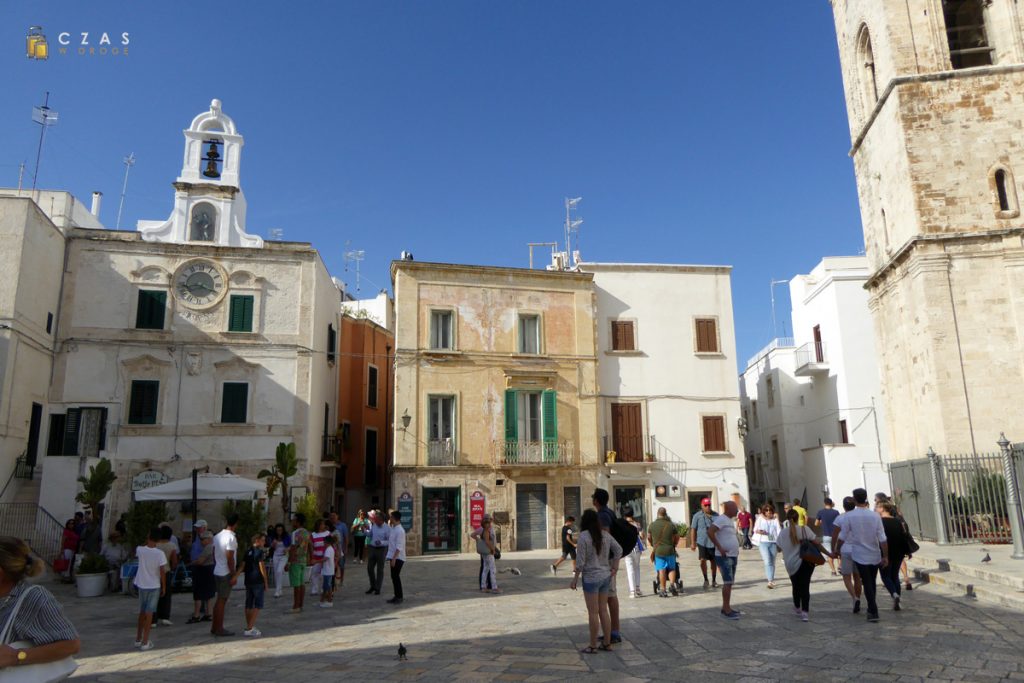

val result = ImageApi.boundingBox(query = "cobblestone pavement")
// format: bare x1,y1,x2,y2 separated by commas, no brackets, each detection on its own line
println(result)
51,548,1024,682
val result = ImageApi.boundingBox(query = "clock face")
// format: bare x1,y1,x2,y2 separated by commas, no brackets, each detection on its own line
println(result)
173,260,226,308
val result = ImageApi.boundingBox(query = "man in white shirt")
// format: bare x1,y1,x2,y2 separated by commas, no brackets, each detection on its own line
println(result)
708,500,741,620
133,527,168,651
833,488,888,622
831,497,864,613
211,513,239,637
385,510,407,604
366,511,391,596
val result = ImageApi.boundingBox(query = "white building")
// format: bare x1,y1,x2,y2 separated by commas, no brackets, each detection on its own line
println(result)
739,256,891,514
38,100,342,525
582,262,749,531
0,191,103,506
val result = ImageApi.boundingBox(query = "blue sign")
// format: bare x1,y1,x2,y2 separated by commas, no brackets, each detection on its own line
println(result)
398,491,413,531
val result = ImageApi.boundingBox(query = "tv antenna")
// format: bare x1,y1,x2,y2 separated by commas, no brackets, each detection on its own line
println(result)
115,152,136,228
268,228,284,241
770,279,790,340
564,196,583,268
31,92,59,191
344,242,365,292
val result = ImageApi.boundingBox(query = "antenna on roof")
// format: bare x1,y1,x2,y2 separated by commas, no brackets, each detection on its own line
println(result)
344,241,365,292
269,228,284,241
31,92,59,191
564,196,583,269
115,152,136,229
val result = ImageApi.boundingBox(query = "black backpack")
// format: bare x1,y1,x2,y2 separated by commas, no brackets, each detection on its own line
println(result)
608,511,640,555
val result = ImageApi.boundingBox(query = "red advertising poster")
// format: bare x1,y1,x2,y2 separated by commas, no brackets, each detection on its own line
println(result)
469,490,486,531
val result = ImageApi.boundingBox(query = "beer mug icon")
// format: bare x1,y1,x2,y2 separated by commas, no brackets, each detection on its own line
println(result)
26,26,48,60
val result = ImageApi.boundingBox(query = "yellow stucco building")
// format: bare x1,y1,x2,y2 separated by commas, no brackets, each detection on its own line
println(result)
391,261,601,555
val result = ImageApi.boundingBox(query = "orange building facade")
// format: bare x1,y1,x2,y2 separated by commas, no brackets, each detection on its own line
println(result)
334,312,394,521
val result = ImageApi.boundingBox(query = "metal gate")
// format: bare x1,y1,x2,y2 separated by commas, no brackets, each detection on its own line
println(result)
890,458,939,541
516,484,548,550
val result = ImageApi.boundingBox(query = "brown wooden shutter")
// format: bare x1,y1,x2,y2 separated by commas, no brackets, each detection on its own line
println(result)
611,321,635,351
702,416,725,452
696,319,718,353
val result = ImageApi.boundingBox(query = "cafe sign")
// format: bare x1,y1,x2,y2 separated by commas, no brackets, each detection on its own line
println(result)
131,470,168,492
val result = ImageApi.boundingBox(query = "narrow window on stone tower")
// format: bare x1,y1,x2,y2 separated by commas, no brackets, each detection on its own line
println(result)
995,169,1010,211
855,26,878,117
190,202,217,241
943,0,994,69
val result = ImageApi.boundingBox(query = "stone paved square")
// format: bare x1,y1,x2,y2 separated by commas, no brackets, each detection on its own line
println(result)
46,548,1024,682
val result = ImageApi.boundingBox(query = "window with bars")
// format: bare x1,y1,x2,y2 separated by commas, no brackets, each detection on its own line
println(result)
944,0,994,69
135,291,167,330
228,295,254,332
128,381,159,424
611,321,636,351
701,415,726,453
221,382,248,423
695,318,719,353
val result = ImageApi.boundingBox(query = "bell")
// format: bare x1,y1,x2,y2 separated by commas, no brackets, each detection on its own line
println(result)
205,140,220,160
203,159,221,179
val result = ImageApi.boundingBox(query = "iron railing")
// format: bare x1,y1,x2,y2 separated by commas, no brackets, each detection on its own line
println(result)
795,341,827,368
602,435,656,463
14,456,35,481
493,440,575,466
746,337,795,369
427,439,456,466
938,452,1012,544
0,503,64,565
321,435,341,463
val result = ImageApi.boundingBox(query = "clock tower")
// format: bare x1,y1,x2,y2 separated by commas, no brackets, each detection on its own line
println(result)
139,99,263,248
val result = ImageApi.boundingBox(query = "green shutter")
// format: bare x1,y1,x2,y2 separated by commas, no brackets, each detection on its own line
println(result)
128,381,159,424
542,390,557,462
504,390,518,443
229,295,254,332
136,291,167,330
221,383,248,423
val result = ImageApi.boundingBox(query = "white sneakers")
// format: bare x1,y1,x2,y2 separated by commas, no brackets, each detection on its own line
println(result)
319,601,334,608
800,611,810,622
139,641,154,651
242,628,262,637
158,619,172,626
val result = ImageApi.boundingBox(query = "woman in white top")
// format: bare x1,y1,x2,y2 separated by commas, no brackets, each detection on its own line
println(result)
752,503,781,588
775,508,832,622
570,509,622,654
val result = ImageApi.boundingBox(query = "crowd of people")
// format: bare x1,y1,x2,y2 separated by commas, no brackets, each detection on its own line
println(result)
126,507,406,651
556,486,918,652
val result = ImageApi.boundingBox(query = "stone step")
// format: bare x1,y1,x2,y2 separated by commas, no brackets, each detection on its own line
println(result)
910,560,1024,612
11,477,41,505
910,551,1024,591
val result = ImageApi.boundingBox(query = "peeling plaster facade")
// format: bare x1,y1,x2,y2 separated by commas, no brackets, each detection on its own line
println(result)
391,261,601,555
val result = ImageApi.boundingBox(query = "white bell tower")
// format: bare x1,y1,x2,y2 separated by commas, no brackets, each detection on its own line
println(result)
138,99,263,248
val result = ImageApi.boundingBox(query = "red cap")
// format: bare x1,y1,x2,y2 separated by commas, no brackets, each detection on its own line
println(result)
701,497,712,506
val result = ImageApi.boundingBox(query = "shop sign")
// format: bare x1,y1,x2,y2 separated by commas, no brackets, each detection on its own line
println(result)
131,470,168,492
469,490,486,530
398,491,413,531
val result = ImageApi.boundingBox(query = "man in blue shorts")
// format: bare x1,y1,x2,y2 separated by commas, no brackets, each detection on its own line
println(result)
647,508,680,597
708,500,741,620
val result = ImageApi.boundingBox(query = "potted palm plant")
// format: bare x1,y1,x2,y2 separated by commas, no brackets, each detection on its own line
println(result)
74,458,117,597
258,442,298,524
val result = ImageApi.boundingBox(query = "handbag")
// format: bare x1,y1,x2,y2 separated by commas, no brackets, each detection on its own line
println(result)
493,547,501,561
0,585,79,683
901,519,920,555
799,530,826,567
649,521,673,563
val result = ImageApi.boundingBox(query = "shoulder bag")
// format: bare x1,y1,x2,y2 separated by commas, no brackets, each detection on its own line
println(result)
798,529,826,567
0,585,79,683
900,518,920,555
649,522,672,563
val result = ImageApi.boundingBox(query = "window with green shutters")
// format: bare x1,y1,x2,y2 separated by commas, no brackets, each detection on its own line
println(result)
541,389,558,461
504,389,558,462
221,382,248,423
228,295,254,332
128,381,159,424
135,290,167,330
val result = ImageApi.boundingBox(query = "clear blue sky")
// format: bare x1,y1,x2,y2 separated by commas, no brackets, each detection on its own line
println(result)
3,1,863,371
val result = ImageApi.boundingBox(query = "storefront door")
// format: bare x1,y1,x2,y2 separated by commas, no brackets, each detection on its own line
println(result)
422,487,461,553
614,486,646,531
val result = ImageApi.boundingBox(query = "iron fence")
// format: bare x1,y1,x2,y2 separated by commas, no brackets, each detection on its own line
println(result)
0,503,64,564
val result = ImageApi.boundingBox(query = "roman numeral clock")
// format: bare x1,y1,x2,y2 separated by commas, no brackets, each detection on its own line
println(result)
173,259,227,308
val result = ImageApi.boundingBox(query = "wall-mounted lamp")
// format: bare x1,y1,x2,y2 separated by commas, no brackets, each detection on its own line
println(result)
400,409,411,430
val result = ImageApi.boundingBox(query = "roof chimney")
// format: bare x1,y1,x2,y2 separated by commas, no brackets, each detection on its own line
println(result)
90,191,102,218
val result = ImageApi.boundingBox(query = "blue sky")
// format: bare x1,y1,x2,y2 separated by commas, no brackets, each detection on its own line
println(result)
3,1,863,371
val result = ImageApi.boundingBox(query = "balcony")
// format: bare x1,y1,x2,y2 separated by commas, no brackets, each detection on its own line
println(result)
602,435,656,463
493,440,575,466
427,439,457,466
794,341,828,376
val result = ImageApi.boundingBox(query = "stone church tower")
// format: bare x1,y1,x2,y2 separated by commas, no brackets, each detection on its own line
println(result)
828,1,1024,458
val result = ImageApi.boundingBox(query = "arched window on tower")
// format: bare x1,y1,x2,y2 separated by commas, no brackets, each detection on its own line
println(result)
856,26,878,118
991,166,1019,217
944,0,994,69
190,202,218,242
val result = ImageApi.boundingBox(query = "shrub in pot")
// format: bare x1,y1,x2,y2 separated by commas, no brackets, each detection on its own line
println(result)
76,553,110,598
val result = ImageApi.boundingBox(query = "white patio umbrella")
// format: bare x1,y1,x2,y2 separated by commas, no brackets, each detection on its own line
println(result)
133,473,263,501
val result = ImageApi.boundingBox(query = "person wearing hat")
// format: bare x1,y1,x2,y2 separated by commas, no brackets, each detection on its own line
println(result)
470,515,500,593
689,497,719,589
190,520,209,564
187,530,215,624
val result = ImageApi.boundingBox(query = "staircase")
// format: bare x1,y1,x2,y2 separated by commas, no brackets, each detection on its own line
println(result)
909,541,1024,611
